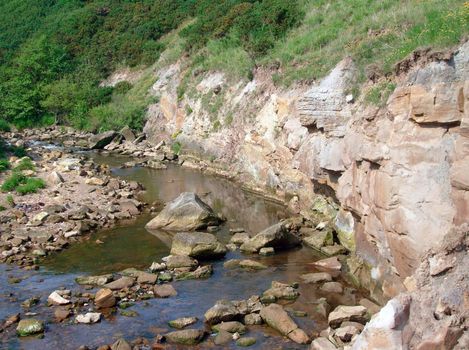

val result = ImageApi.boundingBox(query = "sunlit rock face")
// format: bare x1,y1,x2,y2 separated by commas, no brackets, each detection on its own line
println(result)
144,40,469,286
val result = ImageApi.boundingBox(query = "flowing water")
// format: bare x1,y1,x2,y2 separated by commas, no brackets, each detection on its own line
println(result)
0,153,361,349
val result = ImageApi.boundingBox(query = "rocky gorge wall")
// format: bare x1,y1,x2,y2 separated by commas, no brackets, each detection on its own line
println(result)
141,40,469,300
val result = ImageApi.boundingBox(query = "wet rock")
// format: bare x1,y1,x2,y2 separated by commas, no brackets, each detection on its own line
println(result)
328,305,369,328
244,313,262,325
149,262,166,272
1,314,20,331
111,338,131,350
213,321,246,334
157,272,173,282
54,307,71,322
174,264,213,280
89,131,117,149
240,223,300,253
259,304,309,344
104,276,135,290
321,282,343,294
170,232,226,259
76,312,101,324
301,272,332,284
205,300,243,325
145,192,223,231
239,259,267,270
259,247,275,256
321,244,347,256
16,319,44,337
223,259,241,269
95,288,116,309
75,274,113,286
48,291,71,306
262,281,299,302
311,337,338,350
120,268,157,284
154,284,177,298
169,317,198,329
165,255,198,269
165,329,205,345
214,329,232,345
312,256,342,274
230,232,250,245
21,297,40,309
236,337,256,347
302,230,333,250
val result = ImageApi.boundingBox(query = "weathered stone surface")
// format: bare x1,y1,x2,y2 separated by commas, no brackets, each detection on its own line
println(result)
169,317,198,329
104,276,135,290
47,291,71,306
213,321,246,334
236,337,256,347
165,329,205,345
310,337,338,350
76,274,113,286
260,304,309,344
262,281,299,301
165,255,198,269
76,312,101,324
146,192,222,231
16,319,44,336
240,223,300,253
328,305,369,328
312,257,342,274
205,300,242,325
321,282,343,294
214,329,232,345
89,131,117,149
120,126,136,142
301,272,332,284
120,268,157,284
111,338,131,350
154,284,177,298
244,313,262,325
239,259,267,270
170,232,226,259
95,288,116,309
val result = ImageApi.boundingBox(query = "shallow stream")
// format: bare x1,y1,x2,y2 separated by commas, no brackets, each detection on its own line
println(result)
0,153,361,349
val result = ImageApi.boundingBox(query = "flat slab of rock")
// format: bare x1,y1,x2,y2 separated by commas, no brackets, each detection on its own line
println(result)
120,268,157,284
165,329,205,345
240,223,300,253
311,256,342,275
104,276,135,290
154,284,177,298
146,192,222,231
239,259,267,270
76,274,113,286
165,255,198,269
328,305,369,328
170,232,227,259
89,131,117,149
301,272,332,284
169,317,198,329
260,303,309,344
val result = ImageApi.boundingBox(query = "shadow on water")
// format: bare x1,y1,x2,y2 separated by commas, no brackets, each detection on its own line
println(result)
1,153,362,349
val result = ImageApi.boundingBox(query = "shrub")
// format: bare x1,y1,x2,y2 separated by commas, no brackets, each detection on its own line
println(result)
12,146,27,158
6,194,14,206
113,81,133,95
1,172,26,192
0,119,11,132
171,141,182,155
16,177,46,195
14,157,34,171
0,159,9,172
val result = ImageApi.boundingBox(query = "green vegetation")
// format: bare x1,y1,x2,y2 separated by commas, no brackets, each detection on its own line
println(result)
0,159,9,172
16,178,46,195
171,141,182,155
365,81,396,107
1,172,27,192
0,0,467,128
1,172,45,195
6,194,14,207
14,158,35,171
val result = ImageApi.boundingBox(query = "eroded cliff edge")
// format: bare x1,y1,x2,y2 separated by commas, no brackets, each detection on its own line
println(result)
140,40,469,301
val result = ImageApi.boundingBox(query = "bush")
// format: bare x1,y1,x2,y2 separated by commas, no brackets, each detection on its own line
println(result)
0,159,9,172
171,141,182,155
6,194,14,206
16,177,46,195
14,157,34,171
0,119,11,132
1,172,26,192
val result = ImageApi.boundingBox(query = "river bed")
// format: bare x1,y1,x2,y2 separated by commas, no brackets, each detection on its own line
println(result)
0,152,362,349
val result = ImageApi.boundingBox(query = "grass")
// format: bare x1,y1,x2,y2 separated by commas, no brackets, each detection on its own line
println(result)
1,172,45,194
13,157,34,171
0,120,11,132
262,0,469,85
0,159,9,172
171,141,182,155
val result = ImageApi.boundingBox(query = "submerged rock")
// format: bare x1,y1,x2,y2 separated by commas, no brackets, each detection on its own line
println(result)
170,232,226,259
169,317,198,329
240,223,300,253
259,304,309,344
154,284,177,298
75,274,113,286
16,319,44,337
145,192,223,231
165,329,205,345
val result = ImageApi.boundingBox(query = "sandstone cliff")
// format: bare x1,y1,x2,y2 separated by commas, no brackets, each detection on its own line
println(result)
142,40,469,299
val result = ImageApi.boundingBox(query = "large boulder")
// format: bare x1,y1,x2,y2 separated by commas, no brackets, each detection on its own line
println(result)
120,126,135,142
240,223,301,253
16,319,44,337
328,305,369,328
205,300,243,325
145,192,223,231
165,329,205,345
89,131,117,149
170,232,227,259
259,304,309,344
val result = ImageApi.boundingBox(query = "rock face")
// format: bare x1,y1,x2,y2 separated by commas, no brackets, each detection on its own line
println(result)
89,131,117,149
240,223,300,253
146,192,223,231
142,40,469,293
260,304,309,344
170,232,227,259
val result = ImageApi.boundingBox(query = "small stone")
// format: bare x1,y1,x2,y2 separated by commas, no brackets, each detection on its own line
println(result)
76,274,113,286
16,319,44,337
154,284,177,298
169,317,198,329
259,247,275,256
239,259,267,270
213,321,246,334
149,262,166,272
300,272,332,284
214,329,232,345
224,259,241,269
244,313,262,325
104,276,135,290
95,288,116,309
165,329,205,345
321,282,343,294
54,307,71,322
158,272,173,282
76,312,101,324
236,337,257,347
47,291,71,306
